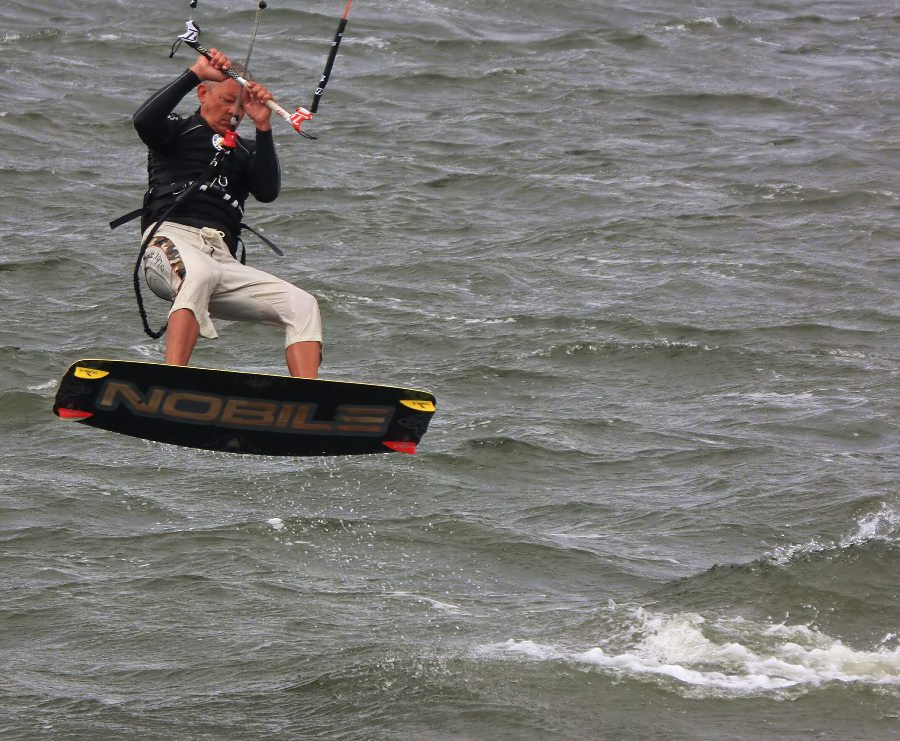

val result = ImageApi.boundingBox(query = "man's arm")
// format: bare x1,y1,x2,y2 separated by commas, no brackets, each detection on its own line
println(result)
242,80,281,203
249,129,282,203
134,51,230,147
133,69,201,147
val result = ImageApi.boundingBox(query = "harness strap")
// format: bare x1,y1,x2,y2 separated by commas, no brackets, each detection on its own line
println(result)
110,207,145,230
240,222,285,256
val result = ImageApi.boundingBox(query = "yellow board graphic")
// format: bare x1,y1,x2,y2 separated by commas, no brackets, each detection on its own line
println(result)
400,399,436,412
74,366,110,380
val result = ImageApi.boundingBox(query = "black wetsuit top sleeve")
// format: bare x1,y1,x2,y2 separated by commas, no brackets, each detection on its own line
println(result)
249,129,280,203
133,70,201,148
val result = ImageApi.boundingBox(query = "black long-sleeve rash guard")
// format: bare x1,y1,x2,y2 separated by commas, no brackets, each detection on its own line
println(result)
133,69,281,254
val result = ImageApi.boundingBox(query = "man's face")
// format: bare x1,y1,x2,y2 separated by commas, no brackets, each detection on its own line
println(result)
198,79,243,134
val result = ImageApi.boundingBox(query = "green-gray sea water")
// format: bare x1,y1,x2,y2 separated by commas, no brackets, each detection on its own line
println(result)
2,1,898,738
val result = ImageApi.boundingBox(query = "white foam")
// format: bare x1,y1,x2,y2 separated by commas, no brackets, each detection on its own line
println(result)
28,380,57,391
843,504,900,547
693,17,722,28
492,608,900,697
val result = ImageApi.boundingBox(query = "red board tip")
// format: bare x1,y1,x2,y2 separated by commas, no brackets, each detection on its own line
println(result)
56,408,93,420
383,441,417,455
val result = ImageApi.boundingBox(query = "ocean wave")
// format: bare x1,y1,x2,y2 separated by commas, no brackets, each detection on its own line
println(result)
631,502,900,651
766,502,900,565
653,16,750,34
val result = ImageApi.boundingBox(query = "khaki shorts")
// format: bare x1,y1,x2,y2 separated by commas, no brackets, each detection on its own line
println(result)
141,222,322,348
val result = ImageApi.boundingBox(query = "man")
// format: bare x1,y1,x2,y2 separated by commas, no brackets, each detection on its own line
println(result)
133,48,321,378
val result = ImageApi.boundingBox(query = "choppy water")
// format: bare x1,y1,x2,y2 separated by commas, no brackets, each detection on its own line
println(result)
1,0,898,738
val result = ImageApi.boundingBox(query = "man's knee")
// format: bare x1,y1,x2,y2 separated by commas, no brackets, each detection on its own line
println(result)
284,288,323,345
287,287,320,322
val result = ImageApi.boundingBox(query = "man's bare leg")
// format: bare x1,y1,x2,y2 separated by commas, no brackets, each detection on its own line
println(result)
286,341,320,379
166,308,200,366
167,311,318,377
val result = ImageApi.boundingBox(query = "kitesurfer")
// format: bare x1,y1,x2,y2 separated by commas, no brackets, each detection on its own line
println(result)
132,48,322,378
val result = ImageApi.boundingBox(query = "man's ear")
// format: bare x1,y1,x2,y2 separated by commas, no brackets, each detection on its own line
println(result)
197,84,208,105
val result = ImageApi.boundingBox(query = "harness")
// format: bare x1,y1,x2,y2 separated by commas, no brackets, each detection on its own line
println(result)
113,176,236,221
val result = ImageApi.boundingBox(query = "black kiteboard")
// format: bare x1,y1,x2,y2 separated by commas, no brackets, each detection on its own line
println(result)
53,359,436,456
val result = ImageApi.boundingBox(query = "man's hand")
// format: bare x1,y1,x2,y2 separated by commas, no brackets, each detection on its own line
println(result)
190,48,232,82
242,81,275,132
